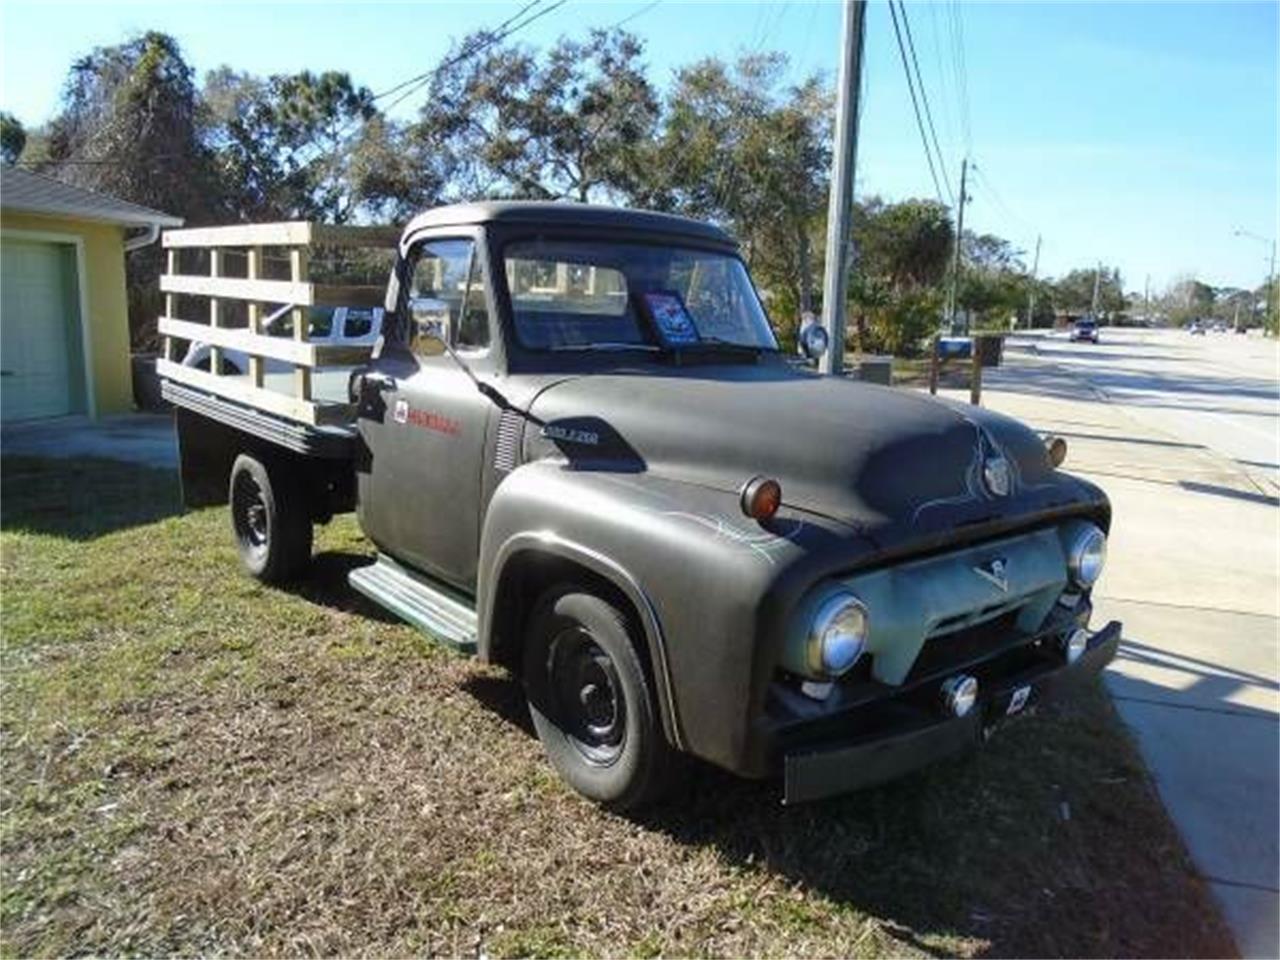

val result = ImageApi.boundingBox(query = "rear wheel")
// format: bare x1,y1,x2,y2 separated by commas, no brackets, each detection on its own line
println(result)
523,586,675,810
228,453,312,583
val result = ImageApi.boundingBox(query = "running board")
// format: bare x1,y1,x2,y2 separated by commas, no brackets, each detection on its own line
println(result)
348,554,478,654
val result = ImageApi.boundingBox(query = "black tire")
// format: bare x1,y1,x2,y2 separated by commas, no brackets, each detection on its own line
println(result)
523,586,675,810
228,453,312,583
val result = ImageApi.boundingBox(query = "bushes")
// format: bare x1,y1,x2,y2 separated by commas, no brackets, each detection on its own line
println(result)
851,288,941,358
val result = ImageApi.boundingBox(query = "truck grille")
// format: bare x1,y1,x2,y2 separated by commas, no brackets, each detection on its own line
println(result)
905,609,1030,685
925,596,1029,639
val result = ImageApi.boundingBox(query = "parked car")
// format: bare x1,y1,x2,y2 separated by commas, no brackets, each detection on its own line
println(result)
160,202,1120,809
1211,321,1227,333
182,305,382,374
1069,318,1099,343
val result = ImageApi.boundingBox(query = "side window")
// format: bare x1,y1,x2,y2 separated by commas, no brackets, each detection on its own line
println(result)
456,253,490,351
342,308,376,339
407,239,473,358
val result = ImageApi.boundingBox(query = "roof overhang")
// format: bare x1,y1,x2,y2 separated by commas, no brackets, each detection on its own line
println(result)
0,167,184,230
1,198,184,229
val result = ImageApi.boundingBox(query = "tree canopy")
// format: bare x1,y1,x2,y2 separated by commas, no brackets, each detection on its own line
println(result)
11,27,1229,348
0,111,25,165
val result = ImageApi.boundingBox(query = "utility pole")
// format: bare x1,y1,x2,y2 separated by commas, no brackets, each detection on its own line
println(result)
1091,261,1102,317
946,157,969,333
1269,238,1277,331
1025,233,1042,329
1233,229,1276,332
1144,274,1150,324
819,0,867,375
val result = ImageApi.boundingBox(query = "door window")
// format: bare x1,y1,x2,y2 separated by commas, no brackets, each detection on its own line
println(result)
456,253,490,351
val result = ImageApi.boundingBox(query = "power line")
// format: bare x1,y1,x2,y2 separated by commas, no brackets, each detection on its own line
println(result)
611,0,663,29
925,3,956,155
34,1,567,178
949,0,973,153
887,0,947,204
370,0,550,105
896,1,952,202
970,162,1037,241
290,0,568,172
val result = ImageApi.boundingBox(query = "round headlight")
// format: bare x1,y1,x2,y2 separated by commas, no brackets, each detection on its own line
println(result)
808,593,869,677
1067,525,1107,588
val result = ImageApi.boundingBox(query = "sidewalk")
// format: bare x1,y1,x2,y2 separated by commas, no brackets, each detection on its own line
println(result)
934,357,1279,957
0,413,177,469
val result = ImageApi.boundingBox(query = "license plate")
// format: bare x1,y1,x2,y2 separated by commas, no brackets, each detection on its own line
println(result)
1006,685,1032,715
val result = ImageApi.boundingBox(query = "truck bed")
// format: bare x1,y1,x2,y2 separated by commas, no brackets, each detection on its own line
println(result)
162,379,357,460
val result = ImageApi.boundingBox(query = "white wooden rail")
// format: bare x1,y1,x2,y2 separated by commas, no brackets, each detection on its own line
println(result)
157,221,398,427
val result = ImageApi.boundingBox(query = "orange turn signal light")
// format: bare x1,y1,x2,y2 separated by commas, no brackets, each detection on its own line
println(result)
741,475,782,521
1046,435,1068,468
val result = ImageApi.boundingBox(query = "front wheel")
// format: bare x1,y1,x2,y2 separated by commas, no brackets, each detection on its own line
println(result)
228,453,312,583
523,586,676,810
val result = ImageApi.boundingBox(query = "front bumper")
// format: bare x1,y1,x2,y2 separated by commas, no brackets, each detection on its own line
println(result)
782,619,1120,804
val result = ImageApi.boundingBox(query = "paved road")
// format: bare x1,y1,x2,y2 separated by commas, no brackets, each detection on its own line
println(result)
968,331,1279,957
1025,328,1279,492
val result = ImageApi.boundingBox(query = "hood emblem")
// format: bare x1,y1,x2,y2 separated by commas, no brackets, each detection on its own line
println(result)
983,455,1011,497
974,557,1010,593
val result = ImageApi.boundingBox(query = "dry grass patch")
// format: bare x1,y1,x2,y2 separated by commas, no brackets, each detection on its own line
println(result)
1,456,1235,957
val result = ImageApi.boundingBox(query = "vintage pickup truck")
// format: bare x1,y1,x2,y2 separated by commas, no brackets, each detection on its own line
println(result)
158,202,1119,808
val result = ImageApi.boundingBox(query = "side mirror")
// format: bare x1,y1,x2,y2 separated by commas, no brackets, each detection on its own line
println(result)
798,322,830,361
409,296,450,357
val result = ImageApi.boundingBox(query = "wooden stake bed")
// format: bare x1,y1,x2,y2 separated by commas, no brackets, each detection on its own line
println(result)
157,221,398,427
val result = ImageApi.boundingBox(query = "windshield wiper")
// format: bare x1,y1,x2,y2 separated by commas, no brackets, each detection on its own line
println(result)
546,342,662,353
691,336,774,353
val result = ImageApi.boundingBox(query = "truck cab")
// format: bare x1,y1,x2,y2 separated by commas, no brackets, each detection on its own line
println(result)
162,202,1120,809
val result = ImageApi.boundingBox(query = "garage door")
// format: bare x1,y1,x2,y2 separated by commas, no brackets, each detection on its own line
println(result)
1,239,85,421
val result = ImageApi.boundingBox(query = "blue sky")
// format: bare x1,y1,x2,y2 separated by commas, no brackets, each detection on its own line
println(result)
1,1,1275,292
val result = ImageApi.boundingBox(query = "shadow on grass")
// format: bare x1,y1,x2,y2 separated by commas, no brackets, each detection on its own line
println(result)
0,456,182,541
462,671,537,737
463,665,1237,958
283,550,405,625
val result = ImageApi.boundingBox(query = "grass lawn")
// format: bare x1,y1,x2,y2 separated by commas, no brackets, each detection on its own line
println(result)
0,455,1235,957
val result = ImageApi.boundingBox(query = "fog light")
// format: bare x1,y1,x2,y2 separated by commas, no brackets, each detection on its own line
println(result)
941,674,979,718
1062,627,1089,664
800,680,834,701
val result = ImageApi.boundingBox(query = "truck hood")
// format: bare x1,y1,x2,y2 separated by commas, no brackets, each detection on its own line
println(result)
524,362,1092,547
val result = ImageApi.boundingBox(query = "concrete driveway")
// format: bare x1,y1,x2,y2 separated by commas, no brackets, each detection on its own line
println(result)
940,330,1278,957
1,413,177,470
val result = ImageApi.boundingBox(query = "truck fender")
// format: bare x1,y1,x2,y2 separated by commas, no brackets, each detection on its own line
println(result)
479,530,685,751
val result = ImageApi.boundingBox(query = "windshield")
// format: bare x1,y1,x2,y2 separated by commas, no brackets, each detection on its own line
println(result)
502,239,778,352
